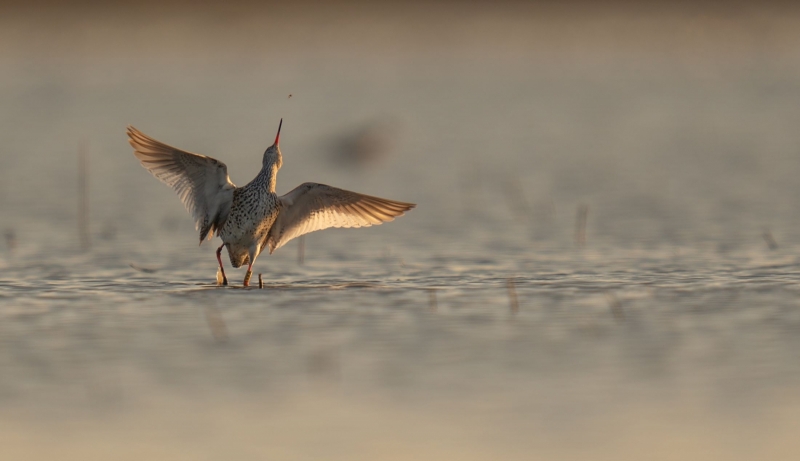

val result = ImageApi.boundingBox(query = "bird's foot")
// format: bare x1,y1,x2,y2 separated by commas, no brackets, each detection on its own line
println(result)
243,269,252,287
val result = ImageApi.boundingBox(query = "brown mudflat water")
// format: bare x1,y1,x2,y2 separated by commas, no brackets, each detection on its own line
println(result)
3,3,800,460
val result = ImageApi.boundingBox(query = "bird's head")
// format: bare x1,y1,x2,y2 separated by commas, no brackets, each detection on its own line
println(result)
263,118,284,170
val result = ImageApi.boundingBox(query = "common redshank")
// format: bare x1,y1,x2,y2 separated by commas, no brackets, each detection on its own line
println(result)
128,120,415,286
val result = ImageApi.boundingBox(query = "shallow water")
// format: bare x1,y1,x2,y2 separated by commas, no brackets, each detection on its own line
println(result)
3,3,800,460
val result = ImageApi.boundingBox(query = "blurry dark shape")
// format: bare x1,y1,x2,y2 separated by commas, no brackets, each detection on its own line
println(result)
307,348,340,384
575,203,589,248
4,228,16,255
129,263,159,273
428,288,438,311
288,94,292,99
204,307,228,343
78,140,90,251
258,273,263,289
98,222,117,241
331,119,398,167
506,278,519,314
606,292,625,321
502,177,532,221
160,215,184,231
716,241,736,254
762,229,778,250
297,234,305,265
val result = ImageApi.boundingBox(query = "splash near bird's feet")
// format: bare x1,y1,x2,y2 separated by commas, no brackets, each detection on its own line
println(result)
215,244,228,286
216,267,228,286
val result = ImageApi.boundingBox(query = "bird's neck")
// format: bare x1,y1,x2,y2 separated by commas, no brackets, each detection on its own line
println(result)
255,163,278,193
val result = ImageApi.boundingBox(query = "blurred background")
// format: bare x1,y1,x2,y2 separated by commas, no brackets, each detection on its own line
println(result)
3,1,800,459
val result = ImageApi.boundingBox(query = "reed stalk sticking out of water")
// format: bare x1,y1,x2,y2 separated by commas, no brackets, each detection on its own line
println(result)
763,229,778,250
606,292,624,321
506,278,519,314
575,204,588,248
4,228,16,255
428,288,438,311
78,140,90,251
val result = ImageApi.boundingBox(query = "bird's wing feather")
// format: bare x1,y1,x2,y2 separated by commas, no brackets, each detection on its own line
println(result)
267,182,415,253
127,126,236,242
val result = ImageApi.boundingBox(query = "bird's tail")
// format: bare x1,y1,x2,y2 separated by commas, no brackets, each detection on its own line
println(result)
228,248,250,268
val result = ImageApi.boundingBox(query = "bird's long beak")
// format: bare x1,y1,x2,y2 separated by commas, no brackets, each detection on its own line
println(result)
274,118,283,146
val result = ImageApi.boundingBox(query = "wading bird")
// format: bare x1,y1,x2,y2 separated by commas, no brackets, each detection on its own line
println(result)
128,120,415,286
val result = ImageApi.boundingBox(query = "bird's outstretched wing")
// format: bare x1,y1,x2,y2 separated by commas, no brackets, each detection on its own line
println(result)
266,182,415,253
127,126,236,243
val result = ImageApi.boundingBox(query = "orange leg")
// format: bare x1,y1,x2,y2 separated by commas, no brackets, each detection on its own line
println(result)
216,244,228,286
243,263,253,287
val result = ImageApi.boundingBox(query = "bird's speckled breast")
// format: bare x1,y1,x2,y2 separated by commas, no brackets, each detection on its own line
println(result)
219,187,280,266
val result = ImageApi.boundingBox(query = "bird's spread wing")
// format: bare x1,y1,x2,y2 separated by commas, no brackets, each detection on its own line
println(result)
127,126,236,243
266,183,415,253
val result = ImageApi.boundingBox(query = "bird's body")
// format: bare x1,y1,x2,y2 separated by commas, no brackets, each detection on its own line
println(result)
219,171,280,268
128,120,414,286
